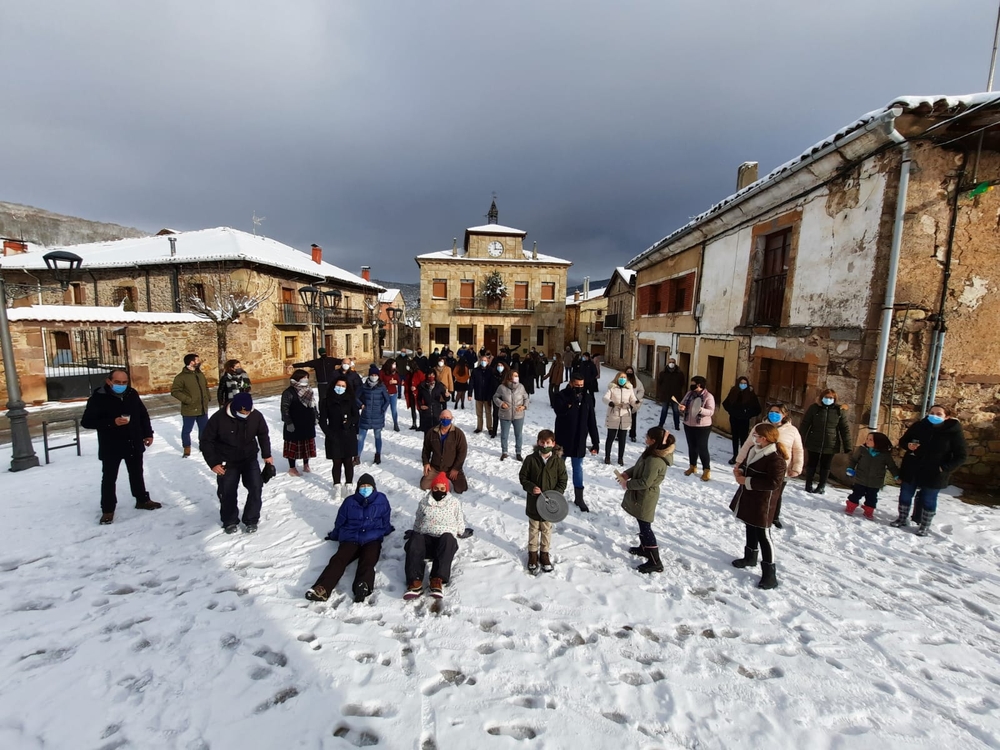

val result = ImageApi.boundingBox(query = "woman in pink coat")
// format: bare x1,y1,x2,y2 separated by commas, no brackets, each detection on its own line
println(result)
733,402,803,528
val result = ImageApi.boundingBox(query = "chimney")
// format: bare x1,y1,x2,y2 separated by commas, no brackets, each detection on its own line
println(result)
574,290,580,302
311,243,322,265
583,276,590,301
532,241,537,260
361,266,371,281
737,161,759,191
168,236,177,257
452,238,458,257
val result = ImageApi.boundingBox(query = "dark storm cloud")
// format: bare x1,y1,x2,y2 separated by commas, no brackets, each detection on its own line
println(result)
2,1,997,283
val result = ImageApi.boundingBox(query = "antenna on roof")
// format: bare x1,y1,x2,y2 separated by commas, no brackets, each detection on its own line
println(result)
252,211,266,236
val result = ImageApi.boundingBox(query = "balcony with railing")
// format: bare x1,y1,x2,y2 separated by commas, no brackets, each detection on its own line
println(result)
604,313,623,329
452,295,536,313
749,273,787,327
273,303,365,327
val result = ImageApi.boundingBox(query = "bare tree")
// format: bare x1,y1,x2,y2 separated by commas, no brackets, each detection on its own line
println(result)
182,266,275,375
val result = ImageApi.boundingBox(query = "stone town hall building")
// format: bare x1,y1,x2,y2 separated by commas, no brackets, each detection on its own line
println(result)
415,203,571,355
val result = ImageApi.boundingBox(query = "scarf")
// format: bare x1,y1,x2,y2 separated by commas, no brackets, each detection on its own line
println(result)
294,380,315,408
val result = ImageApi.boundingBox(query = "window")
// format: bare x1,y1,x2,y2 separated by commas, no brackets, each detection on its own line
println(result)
639,343,655,373
514,281,529,308
460,280,474,308
432,279,448,299
638,273,695,316
345,334,353,353
65,282,84,305
510,328,522,347
363,333,370,352
434,327,450,346
187,283,206,302
458,326,474,345
113,286,136,309
536,328,545,347
540,282,555,302
751,228,791,326
284,336,298,358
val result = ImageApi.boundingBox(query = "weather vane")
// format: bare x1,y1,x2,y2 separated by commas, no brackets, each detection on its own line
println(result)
252,211,266,236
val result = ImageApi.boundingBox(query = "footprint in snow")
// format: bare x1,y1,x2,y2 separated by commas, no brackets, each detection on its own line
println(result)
332,725,380,746
342,702,398,718
485,723,539,740
505,594,542,611
254,687,299,713
253,647,287,667
422,669,477,696
508,695,555,710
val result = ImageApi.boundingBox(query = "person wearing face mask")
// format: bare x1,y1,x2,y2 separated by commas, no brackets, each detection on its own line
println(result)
342,358,364,404
844,432,900,520
656,358,686,431
201,392,273,534
471,356,501,436
624,367,645,442
553,372,601,512
798,388,851,494
358,365,391,464
494,367,530,461
420,410,469,494
734,403,804,529
434,357,454,400
404,357,426,430
577,352,600,394
417,369,448,432
171,353,210,457
82,368,159,525
217,359,252,408
602,372,639,466
891,405,967,535
730,423,788,589
618,426,675,573
519,429,568,573
319,375,361,495
293,347,341,409
542,352,564,407
452,358,471,409
280,369,319,476
680,376,716,481
306,473,392,603
404,472,467,599
722,377,762,465
379,358,402,431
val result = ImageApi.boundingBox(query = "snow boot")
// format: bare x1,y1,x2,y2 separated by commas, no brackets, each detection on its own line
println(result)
845,500,859,515
732,546,758,569
862,505,875,520
574,486,590,513
890,505,911,527
804,466,815,493
224,523,239,534
305,585,329,602
628,546,651,558
404,580,423,600
135,494,161,510
915,512,935,537
539,552,554,573
701,469,711,482
684,466,698,476
99,512,114,525
183,445,191,458
637,547,663,574
353,581,371,603
772,517,783,529
527,551,539,574
374,453,381,465
428,577,445,598
758,562,778,590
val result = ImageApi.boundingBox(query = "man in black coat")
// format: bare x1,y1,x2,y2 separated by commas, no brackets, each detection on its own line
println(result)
656,357,686,431
470,357,501,436
553,371,600,512
293,347,342,406
81,368,160,525
576,352,600,394
201,392,273,534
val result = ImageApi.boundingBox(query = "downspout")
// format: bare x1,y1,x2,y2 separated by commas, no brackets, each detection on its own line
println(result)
868,120,910,431
143,267,152,312
88,270,99,306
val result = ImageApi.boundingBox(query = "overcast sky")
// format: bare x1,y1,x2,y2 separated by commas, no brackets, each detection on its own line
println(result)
3,1,998,284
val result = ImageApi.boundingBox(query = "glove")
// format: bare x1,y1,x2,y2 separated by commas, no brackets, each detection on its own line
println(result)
286,423,295,433
403,529,413,540
845,467,856,478
458,527,474,539
261,463,277,484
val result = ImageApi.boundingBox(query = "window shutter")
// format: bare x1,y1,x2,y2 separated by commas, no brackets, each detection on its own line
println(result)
638,284,651,315
681,273,695,312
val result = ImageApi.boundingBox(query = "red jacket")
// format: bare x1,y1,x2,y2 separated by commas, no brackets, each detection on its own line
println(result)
405,370,426,408
380,368,402,396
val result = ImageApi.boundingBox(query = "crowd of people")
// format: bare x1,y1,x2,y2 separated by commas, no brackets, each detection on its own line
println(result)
80,346,969,600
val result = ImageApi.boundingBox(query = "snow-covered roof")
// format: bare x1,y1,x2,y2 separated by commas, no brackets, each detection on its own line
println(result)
465,224,527,236
603,268,635,297
0,227,384,292
566,287,607,305
416,249,571,265
628,92,1000,268
378,289,401,304
7,304,204,324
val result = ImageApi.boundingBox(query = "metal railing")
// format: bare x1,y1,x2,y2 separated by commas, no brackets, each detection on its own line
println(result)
452,295,536,313
749,273,786,327
274,303,364,326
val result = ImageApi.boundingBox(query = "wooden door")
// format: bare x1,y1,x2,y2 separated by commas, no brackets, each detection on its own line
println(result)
485,327,499,356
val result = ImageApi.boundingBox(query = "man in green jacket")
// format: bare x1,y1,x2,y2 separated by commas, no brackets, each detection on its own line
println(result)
171,353,211,457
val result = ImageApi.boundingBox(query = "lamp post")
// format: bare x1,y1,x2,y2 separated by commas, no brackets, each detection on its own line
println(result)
1,250,83,471
298,285,319,358
299,285,342,358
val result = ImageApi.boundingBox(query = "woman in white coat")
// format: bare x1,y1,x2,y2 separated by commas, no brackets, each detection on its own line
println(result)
733,402,804,529
602,372,639,466
625,365,645,442
493,368,530,461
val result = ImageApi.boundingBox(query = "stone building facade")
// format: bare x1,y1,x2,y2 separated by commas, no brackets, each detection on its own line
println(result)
602,267,635,372
564,285,607,357
628,94,1000,487
415,204,571,356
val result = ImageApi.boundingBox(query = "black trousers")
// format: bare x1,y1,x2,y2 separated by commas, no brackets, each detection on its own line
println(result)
314,540,382,598
805,452,834,487
684,424,712,471
332,459,354,485
100,454,148,513
605,428,627,463
730,418,751,459
217,457,262,526
745,524,774,564
404,532,459,583
847,483,881,508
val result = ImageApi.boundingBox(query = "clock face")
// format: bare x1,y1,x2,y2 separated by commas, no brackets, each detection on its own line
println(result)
487,240,504,257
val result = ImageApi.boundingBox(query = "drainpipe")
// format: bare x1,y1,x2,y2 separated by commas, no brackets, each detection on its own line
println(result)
88,270,100,306
868,128,910,431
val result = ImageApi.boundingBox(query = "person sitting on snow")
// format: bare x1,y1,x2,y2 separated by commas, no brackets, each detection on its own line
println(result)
403,472,467,600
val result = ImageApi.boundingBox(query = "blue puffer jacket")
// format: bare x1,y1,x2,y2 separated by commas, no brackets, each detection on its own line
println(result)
358,381,391,430
326,473,393,546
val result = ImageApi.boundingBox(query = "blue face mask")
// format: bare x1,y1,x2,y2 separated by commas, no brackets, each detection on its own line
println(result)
822,397,834,406
738,383,748,391
334,385,346,395
496,365,504,373
235,410,250,420
358,486,373,498
111,383,127,394
618,377,627,386
767,412,782,424
439,418,452,427
927,414,945,425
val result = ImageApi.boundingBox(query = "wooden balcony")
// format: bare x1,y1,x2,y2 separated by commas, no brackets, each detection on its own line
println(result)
452,295,536,314
273,303,364,327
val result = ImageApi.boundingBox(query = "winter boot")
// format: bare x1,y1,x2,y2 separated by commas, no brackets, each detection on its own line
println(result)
404,580,423,600
701,469,711,482
804,466,815,493
183,445,191,458
637,547,664,574
527,551,539,574
574,486,590,513
862,505,876,520
911,505,924,525
429,577,445,598
732,546,758,569
684,466,698,476
628,546,651,558
99,512,114,525
305,585,329,602
845,500,859,515
135,494,162,511
353,581,372,603
915,512,935,537
374,453,381,465
758,562,778,589
889,505,911,527
539,552,554,573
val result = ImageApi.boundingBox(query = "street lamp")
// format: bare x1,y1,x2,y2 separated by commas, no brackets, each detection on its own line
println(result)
299,285,342,357
386,306,403,356
1,250,83,471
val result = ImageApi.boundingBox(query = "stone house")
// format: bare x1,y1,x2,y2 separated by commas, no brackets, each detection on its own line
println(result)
415,202,571,356
628,94,1000,487
602,266,635,372
563,283,607,357
0,227,384,400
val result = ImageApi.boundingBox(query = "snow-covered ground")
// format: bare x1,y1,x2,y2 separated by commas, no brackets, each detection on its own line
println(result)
2,368,999,750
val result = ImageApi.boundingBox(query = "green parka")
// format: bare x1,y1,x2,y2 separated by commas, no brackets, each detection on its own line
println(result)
620,442,674,523
171,367,211,417
518,446,569,522
799,401,851,455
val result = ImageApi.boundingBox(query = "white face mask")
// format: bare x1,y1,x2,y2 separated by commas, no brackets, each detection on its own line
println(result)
512,377,519,384
342,363,351,370
438,361,445,368
368,375,380,385
295,378,309,387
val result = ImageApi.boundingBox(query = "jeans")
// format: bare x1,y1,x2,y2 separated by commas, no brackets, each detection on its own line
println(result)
659,400,680,430
357,428,382,456
899,482,941,515
100,454,148,513
181,413,209,448
637,519,657,548
217,457,263,527
565,455,584,488
499,418,524,456
684,424,712,471
388,393,399,427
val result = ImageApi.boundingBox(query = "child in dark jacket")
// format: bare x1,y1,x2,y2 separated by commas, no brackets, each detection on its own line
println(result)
845,432,900,519
518,429,568,574
306,473,392,603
